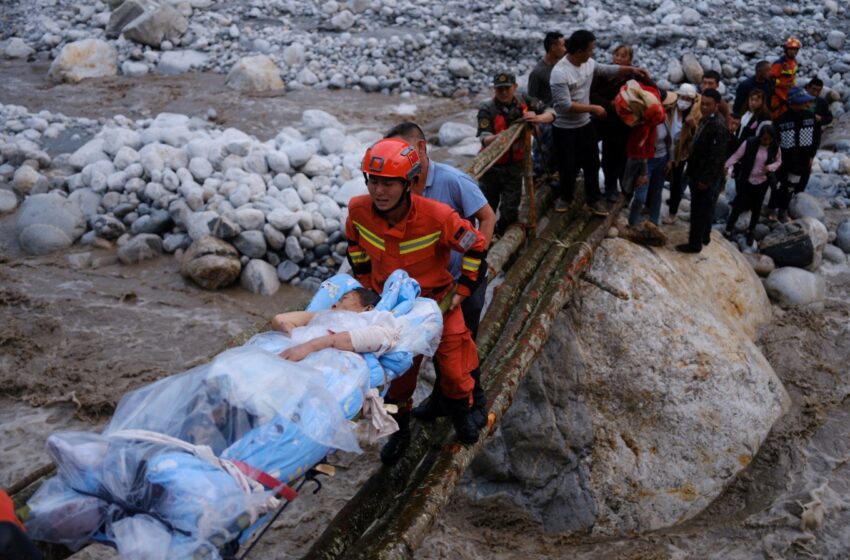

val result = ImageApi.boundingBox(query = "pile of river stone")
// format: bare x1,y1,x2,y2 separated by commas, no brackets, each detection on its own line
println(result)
0,102,382,295
1,0,848,111
706,170,850,308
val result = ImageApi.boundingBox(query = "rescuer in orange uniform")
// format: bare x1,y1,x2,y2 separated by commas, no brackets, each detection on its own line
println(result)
769,37,801,119
346,138,487,463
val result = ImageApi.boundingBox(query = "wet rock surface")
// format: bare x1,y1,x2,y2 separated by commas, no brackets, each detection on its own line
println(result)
468,237,788,535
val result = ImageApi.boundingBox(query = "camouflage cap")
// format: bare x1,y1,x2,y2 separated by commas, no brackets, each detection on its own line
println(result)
493,72,516,87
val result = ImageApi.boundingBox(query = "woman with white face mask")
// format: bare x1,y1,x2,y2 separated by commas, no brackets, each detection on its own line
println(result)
663,83,700,224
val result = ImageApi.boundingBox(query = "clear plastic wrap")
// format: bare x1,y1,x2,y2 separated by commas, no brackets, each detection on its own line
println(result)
27,270,443,558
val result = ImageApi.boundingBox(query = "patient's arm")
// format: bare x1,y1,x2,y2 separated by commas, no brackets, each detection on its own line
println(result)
280,332,354,362
271,311,316,334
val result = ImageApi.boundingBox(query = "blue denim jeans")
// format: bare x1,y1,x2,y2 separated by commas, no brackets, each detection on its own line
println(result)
628,155,669,226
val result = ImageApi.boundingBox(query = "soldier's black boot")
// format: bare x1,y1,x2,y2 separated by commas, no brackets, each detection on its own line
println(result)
411,383,448,422
380,409,410,465
447,397,480,445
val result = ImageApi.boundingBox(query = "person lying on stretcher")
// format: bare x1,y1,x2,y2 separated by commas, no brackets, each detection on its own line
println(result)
271,288,403,362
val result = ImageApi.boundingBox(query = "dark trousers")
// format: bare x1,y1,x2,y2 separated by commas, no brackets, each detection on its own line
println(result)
726,180,769,233
461,271,487,340
667,160,688,215
480,162,523,235
599,125,629,199
687,179,721,249
0,522,43,560
553,123,603,205
768,169,804,211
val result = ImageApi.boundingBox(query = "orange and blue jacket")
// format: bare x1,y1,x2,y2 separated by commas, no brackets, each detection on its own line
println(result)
345,194,486,299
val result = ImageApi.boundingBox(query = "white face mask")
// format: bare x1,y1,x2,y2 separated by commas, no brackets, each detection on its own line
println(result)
677,99,693,111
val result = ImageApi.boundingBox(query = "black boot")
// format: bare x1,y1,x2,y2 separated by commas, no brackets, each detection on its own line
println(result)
380,410,410,465
446,397,480,444
470,368,487,430
412,384,448,422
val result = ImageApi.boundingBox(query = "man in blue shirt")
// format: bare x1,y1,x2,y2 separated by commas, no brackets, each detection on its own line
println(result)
384,121,495,432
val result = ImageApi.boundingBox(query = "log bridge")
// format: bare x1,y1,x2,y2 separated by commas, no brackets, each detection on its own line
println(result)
8,123,625,560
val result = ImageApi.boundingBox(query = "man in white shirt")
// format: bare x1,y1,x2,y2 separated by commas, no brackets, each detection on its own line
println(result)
549,30,649,215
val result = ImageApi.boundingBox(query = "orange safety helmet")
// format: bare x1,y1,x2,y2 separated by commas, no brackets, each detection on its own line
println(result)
784,36,802,50
361,138,421,183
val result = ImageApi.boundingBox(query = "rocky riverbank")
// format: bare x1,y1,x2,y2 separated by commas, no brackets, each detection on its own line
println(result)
417,218,850,559
1,0,849,110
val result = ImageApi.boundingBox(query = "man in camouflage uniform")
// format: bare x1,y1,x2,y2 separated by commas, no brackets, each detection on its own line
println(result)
476,72,533,235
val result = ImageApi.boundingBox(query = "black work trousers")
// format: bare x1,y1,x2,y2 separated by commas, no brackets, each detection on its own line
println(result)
688,179,721,250
667,160,688,215
768,169,804,211
726,180,769,233
552,123,603,205
598,123,629,199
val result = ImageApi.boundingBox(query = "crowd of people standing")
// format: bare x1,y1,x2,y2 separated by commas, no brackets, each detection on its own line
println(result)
482,30,834,254
338,29,836,460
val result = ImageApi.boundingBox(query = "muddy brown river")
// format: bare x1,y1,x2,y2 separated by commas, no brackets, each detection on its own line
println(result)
2,62,850,559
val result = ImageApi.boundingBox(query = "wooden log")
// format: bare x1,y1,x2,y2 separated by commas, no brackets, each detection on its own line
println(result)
349,199,626,560
465,122,527,181
475,202,583,360
484,223,525,278
523,127,536,231
481,213,591,371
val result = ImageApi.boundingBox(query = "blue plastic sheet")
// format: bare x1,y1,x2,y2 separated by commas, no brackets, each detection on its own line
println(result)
26,270,443,559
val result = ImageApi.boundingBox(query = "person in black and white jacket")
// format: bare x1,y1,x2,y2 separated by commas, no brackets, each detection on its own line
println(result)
768,86,818,223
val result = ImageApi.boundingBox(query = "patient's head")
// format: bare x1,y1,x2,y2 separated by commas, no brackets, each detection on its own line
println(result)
331,288,381,312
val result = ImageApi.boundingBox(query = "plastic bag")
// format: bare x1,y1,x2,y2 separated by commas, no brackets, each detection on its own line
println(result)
25,477,109,550
27,270,444,558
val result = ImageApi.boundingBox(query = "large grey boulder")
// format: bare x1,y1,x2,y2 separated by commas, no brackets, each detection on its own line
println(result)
764,267,825,306
92,215,127,240
835,219,850,253
448,58,473,78
15,193,86,255
823,244,846,264
827,30,846,51
284,142,317,168
11,165,48,195
788,192,825,221
180,235,241,289
301,109,344,133
0,190,19,214
122,2,189,48
681,53,703,84
332,177,367,205
438,122,476,147
156,50,207,74
225,55,284,92
117,233,162,264
232,230,267,258
466,238,788,535
4,38,35,59
240,259,280,295
48,39,118,84
106,0,158,38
